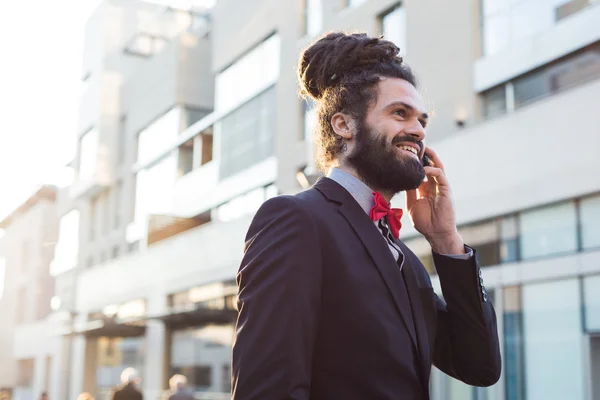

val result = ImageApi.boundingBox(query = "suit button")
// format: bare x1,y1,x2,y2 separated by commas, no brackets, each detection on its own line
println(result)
483,293,488,302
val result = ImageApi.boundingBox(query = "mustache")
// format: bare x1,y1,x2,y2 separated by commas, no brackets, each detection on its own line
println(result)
391,135,424,154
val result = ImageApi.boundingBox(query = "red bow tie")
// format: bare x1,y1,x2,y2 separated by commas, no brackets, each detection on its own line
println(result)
369,192,403,239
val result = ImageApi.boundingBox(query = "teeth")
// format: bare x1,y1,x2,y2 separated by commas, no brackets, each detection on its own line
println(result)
398,145,417,155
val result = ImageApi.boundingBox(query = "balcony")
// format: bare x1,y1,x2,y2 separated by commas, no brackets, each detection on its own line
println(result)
475,2,600,91
75,216,252,313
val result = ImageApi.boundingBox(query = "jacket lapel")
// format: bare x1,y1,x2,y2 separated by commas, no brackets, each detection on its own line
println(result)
315,178,419,350
398,242,432,383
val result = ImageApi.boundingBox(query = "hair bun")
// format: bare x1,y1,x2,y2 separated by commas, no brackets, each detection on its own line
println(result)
298,32,402,100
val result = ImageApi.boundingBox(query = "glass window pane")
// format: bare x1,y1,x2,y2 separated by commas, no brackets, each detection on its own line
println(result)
481,85,506,119
137,107,182,165
382,6,407,56
135,154,177,225
584,274,600,332
581,195,600,250
171,324,234,392
500,216,519,263
483,11,510,56
519,201,577,259
503,286,525,400
219,87,276,179
522,279,584,400
215,34,280,114
459,220,500,267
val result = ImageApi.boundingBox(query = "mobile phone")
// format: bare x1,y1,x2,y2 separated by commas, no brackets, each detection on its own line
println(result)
422,154,431,167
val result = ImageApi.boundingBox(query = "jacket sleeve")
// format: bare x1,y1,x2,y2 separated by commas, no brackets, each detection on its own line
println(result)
232,196,322,400
431,248,502,387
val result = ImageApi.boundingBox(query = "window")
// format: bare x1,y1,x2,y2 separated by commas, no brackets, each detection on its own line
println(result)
134,154,178,226
222,364,231,393
51,210,80,275
513,42,600,107
583,274,600,333
178,139,194,176
218,87,276,179
302,98,317,142
580,194,600,250
215,34,280,114
480,0,592,56
522,279,584,400
380,4,407,56
519,201,577,260
481,85,506,119
500,215,519,263
79,127,98,182
503,286,525,400
137,107,182,166
184,107,209,129
458,220,500,267
171,325,234,391
303,0,322,37
481,43,600,118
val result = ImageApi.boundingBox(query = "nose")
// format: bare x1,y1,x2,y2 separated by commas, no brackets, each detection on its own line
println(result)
404,119,426,142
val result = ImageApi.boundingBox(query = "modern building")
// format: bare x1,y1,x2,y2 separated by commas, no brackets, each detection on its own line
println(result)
0,186,61,400
46,0,600,399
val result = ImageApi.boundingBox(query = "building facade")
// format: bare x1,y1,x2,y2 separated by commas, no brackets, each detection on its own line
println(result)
47,0,600,399
0,186,61,400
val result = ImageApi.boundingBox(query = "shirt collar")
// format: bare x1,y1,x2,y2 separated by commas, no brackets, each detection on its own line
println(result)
326,167,375,215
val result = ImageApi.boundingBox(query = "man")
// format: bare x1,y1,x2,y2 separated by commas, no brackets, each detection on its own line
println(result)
112,368,143,400
232,32,501,400
168,374,194,400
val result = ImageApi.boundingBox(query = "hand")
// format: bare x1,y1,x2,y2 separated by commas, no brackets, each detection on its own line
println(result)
406,147,464,254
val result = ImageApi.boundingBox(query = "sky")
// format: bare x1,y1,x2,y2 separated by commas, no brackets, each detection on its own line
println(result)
0,0,105,220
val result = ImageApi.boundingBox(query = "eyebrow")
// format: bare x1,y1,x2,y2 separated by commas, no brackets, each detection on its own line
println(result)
386,101,429,121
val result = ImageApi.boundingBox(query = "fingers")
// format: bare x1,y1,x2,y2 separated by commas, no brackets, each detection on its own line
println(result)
424,166,450,188
424,147,445,172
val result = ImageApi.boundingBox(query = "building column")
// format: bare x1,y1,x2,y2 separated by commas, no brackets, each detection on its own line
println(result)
142,295,168,399
69,334,86,400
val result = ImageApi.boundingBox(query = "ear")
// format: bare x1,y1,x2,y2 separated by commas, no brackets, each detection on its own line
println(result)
330,112,354,140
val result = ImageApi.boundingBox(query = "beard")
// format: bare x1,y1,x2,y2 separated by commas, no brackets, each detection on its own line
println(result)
346,120,426,195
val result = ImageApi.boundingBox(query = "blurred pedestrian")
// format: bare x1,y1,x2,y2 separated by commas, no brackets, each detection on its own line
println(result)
77,393,95,400
112,367,143,400
39,392,48,400
168,374,194,400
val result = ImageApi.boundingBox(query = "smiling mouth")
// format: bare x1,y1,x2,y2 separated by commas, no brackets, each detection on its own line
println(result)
395,144,419,158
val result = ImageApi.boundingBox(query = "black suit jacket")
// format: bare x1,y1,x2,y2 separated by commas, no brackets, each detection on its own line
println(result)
232,178,501,400
112,383,143,400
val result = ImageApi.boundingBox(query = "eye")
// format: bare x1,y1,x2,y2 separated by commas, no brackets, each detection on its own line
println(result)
393,108,407,118
419,119,428,128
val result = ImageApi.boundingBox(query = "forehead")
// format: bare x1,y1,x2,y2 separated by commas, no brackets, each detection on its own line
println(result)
372,77,426,114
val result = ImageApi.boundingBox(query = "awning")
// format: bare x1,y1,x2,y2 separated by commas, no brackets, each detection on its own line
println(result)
72,317,147,338
151,305,237,330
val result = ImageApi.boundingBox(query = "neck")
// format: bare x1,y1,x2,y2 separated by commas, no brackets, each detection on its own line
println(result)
332,162,394,203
